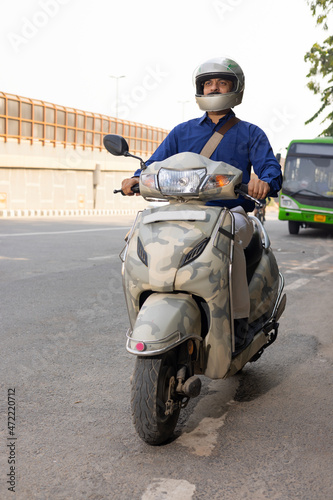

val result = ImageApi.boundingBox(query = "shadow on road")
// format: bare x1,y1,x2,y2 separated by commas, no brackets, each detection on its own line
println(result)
234,331,318,402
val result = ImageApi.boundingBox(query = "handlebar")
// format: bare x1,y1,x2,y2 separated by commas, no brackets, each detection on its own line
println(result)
113,182,140,196
114,181,262,207
235,183,248,195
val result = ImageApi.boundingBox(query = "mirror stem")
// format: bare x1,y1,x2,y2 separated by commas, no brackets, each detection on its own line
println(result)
124,152,147,170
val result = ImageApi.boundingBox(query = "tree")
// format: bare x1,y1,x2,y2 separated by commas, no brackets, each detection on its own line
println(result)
304,0,333,136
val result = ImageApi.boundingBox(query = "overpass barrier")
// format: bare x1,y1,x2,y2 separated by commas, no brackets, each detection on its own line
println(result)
0,92,169,214
0,91,168,155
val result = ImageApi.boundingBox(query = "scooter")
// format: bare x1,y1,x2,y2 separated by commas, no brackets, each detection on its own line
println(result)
104,134,286,446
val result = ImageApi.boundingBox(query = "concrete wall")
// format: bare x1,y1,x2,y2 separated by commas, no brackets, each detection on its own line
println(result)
0,140,149,214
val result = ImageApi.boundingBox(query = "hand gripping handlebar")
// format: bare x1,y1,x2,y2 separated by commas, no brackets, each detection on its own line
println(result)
113,183,140,196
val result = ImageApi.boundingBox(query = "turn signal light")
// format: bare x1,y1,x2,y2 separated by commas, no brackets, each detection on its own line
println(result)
187,340,194,355
202,174,234,191
215,175,232,187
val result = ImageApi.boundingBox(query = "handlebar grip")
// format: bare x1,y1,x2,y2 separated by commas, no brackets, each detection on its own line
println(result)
131,183,140,194
113,182,140,196
234,183,248,196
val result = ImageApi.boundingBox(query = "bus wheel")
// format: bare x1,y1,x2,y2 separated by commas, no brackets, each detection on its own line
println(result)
288,221,300,235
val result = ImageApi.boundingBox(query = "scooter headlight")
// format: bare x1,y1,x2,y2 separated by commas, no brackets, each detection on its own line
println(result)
158,168,206,196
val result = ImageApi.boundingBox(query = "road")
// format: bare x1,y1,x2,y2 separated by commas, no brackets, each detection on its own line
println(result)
0,213,332,500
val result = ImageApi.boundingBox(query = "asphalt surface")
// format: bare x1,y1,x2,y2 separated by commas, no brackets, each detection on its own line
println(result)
0,212,332,499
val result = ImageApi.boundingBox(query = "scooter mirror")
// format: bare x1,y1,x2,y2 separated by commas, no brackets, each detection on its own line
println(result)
103,134,129,156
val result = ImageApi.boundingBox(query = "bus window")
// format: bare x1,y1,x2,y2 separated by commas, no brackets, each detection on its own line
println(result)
283,156,333,197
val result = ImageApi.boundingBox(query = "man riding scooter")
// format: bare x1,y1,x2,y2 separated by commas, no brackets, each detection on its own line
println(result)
121,56,282,355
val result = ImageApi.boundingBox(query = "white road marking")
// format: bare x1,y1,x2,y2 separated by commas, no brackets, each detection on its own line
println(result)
0,256,29,260
285,253,332,273
315,268,333,277
0,227,130,237
177,414,227,457
142,479,196,500
284,278,310,291
87,255,118,260
177,378,238,457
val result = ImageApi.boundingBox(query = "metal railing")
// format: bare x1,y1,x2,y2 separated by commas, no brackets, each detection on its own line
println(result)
0,91,169,156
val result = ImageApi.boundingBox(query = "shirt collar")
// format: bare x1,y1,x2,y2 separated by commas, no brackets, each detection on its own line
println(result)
199,109,236,126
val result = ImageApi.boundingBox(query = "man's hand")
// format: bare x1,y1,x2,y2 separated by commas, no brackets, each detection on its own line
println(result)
247,179,270,200
121,177,140,196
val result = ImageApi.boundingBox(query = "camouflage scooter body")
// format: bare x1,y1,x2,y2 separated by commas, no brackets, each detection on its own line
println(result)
104,135,286,445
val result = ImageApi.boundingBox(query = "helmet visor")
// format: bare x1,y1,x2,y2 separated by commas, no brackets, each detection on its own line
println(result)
196,73,238,95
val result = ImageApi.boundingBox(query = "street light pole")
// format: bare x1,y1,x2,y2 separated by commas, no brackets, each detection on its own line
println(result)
109,75,125,119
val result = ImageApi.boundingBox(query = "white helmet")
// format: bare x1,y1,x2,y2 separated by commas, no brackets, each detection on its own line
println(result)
193,57,245,112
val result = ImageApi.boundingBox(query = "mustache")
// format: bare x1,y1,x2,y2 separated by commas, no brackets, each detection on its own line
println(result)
207,91,221,96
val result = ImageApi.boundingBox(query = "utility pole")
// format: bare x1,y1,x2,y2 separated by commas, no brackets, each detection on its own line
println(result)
178,100,190,122
109,75,125,118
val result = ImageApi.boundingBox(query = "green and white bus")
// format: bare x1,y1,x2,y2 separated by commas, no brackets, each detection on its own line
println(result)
279,138,333,234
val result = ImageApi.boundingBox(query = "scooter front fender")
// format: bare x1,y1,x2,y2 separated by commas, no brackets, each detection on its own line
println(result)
126,293,202,356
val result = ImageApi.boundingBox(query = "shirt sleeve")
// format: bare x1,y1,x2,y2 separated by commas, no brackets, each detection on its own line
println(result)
249,125,283,197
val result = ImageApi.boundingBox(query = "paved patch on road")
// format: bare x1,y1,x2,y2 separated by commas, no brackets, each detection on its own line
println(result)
142,478,196,500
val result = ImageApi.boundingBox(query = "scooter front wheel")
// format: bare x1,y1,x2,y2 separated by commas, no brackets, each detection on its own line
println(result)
131,350,181,445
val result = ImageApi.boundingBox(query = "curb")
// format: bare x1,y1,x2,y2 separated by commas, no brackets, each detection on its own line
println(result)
0,208,138,218
0,206,280,219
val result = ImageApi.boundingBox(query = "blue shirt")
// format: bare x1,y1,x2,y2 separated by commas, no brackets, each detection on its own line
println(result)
134,110,282,212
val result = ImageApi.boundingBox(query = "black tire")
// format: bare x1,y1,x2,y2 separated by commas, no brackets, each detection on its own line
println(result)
288,221,300,235
131,350,180,445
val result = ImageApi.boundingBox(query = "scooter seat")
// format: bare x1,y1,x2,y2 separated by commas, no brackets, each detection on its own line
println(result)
244,230,263,283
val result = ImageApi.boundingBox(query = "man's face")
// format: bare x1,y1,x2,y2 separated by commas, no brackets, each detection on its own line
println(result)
203,78,233,95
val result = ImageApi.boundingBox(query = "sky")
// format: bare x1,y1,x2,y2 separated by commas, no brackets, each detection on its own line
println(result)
1,0,331,155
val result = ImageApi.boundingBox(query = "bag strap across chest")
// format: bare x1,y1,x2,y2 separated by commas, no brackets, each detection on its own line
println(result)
200,116,241,158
